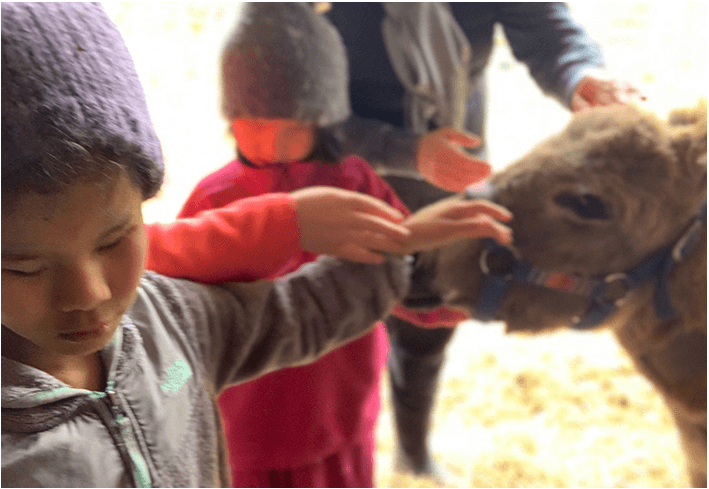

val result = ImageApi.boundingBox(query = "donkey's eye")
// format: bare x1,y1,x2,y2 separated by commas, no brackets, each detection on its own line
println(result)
553,193,611,220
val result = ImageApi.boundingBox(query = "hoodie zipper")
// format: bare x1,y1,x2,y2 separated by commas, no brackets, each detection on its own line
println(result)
103,384,152,488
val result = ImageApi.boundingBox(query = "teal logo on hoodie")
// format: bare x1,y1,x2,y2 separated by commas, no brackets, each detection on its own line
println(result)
160,359,193,394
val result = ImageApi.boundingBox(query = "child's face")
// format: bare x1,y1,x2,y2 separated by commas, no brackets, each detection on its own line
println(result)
232,118,316,166
1,170,146,364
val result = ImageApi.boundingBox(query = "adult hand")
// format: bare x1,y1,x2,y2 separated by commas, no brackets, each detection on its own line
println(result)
415,127,492,192
571,69,647,113
400,196,513,255
291,186,411,264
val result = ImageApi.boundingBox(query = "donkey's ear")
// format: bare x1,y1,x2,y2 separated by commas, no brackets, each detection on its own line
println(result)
668,99,707,127
670,99,707,171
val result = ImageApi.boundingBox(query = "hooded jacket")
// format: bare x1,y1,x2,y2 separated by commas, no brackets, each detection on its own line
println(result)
2,256,410,487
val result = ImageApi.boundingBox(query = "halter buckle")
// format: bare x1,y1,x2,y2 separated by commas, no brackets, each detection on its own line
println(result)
599,273,631,306
479,244,519,278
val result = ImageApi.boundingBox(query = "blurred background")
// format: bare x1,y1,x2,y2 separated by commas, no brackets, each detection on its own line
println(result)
104,3,707,487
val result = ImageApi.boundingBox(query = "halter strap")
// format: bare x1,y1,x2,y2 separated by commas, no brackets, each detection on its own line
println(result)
465,183,706,329
653,199,707,321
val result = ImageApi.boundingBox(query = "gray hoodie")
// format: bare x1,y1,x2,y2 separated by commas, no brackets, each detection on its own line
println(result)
2,255,411,487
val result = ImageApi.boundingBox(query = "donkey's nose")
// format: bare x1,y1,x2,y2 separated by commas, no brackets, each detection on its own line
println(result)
401,253,443,310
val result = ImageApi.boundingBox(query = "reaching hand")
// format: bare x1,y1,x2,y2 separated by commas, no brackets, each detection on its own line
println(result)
415,127,492,192
400,196,513,255
571,69,647,113
291,187,411,264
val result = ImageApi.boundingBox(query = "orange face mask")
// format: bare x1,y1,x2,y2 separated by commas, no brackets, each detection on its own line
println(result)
231,118,316,166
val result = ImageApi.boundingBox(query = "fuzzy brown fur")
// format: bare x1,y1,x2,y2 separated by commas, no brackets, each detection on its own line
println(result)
418,101,707,486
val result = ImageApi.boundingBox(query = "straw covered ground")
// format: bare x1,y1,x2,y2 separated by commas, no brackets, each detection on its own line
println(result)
375,324,689,487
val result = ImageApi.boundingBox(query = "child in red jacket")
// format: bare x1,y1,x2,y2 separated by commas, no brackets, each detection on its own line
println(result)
147,3,507,487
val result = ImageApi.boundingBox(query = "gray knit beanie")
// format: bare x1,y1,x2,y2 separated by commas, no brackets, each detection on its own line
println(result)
1,2,164,200
221,2,350,127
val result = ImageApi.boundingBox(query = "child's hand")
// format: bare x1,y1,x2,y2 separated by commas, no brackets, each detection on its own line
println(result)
292,187,411,264
415,127,492,192
400,197,513,254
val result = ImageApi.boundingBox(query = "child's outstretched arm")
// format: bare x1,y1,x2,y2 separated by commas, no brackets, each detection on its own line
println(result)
139,195,513,390
145,188,410,283
137,255,412,391
145,193,300,283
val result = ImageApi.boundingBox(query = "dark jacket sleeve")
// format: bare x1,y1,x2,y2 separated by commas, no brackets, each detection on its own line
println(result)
333,115,422,175
496,2,606,107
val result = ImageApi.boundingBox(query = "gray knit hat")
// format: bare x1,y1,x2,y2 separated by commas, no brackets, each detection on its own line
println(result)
1,2,164,199
221,2,350,127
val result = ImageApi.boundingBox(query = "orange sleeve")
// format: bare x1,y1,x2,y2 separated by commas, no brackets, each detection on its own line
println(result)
145,193,301,283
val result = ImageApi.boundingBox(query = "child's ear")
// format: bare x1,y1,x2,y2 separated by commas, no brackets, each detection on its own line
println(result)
308,126,342,165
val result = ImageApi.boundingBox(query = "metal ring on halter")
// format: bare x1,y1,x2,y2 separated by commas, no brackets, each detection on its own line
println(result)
671,219,703,262
600,273,632,306
479,244,520,279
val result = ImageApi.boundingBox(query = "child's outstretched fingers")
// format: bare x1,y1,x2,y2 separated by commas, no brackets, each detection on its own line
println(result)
401,197,514,254
347,189,407,223
440,199,513,223
291,187,410,261
450,215,513,246
336,242,387,265
415,127,492,192
352,211,411,239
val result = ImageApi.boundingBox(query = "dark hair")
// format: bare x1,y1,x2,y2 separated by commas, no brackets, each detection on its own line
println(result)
307,126,343,165
1,117,163,202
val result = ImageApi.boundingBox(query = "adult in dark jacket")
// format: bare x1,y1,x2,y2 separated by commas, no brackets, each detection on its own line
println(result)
325,2,645,480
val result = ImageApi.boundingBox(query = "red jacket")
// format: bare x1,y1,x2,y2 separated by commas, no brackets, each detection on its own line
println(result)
145,154,468,471
149,155,406,470
146,193,300,283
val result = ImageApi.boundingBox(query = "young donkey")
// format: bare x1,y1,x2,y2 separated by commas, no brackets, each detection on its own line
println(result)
411,101,707,486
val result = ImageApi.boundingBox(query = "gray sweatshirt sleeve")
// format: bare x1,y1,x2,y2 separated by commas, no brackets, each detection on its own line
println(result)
333,115,422,175
138,255,411,392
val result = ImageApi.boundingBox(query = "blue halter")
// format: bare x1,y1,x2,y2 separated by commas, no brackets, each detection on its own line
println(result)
466,183,706,330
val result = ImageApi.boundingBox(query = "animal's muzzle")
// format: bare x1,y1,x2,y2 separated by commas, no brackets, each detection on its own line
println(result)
401,253,443,309
402,182,500,311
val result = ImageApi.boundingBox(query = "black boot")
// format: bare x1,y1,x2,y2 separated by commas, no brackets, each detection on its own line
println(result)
385,315,457,482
